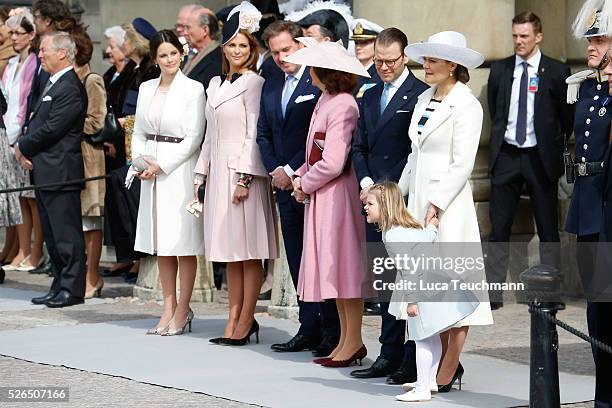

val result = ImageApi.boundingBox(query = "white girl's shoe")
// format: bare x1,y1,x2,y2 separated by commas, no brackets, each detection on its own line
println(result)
395,389,432,402
402,382,438,393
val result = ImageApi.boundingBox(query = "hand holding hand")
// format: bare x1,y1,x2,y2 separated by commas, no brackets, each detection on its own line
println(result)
232,185,249,204
15,145,33,171
407,304,419,317
270,167,292,191
425,203,440,226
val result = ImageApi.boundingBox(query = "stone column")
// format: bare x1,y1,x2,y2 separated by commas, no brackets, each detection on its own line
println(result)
133,256,216,302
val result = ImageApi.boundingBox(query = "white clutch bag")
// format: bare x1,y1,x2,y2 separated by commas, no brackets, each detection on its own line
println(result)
132,155,155,172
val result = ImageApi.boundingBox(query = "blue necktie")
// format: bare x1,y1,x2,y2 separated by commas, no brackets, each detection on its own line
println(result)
380,83,391,115
515,61,529,145
281,75,296,117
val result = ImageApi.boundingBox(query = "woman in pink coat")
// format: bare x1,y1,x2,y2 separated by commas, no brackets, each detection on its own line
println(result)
194,2,278,346
287,41,373,367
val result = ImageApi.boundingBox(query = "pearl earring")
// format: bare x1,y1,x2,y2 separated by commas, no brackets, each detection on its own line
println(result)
450,71,453,77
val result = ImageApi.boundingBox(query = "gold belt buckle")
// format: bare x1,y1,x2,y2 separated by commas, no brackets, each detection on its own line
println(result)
578,163,587,176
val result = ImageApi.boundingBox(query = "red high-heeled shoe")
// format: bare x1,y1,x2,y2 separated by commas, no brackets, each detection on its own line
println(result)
321,345,367,368
313,357,332,365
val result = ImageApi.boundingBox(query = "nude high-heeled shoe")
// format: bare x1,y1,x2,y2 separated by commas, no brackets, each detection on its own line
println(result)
84,279,104,299
162,309,194,336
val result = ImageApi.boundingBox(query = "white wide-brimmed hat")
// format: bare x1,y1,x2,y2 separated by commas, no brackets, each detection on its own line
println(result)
284,40,371,77
404,31,484,69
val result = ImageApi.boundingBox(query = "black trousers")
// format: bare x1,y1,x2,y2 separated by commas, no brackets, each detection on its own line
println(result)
35,189,86,297
278,193,339,339
103,165,143,261
487,143,560,301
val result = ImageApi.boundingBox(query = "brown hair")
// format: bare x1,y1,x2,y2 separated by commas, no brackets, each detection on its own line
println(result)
221,29,259,74
72,25,93,66
375,27,408,52
149,29,183,61
512,11,542,34
369,182,422,232
312,67,357,95
454,64,470,84
262,20,302,46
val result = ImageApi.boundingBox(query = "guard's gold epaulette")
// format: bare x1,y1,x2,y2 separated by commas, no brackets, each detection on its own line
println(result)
566,69,609,104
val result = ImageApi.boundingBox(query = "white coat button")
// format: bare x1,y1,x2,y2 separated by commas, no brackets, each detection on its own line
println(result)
585,131,590,136
598,84,602,90
584,144,588,150
595,95,600,100
586,118,591,124
582,157,586,162
590,106,595,112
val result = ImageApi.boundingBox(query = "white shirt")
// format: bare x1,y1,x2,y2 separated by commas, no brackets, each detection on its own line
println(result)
504,50,541,148
360,67,411,189
278,65,306,178
3,56,23,145
48,65,74,89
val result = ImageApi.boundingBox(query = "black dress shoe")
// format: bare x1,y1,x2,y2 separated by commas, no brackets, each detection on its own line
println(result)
44,290,84,308
29,260,53,275
363,302,381,316
271,334,320,352
31,291,59,305
490,301,503,310
101,262,133,277
0,268,5,284
312,336,340,357
386,363,417,384
350,356,400,378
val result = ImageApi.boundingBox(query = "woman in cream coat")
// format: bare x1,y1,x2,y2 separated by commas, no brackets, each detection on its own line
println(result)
194,2,278,346
399,31,493,391
131,30,205,336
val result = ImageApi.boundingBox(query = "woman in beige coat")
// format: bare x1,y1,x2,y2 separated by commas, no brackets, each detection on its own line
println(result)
194,2,278,346
73,28,107,299
400,31,493,392
131,30,205,336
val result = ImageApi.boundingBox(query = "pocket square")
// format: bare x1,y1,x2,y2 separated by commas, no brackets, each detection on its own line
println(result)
42,95,52,102
295,94,315,103
396,110,410,113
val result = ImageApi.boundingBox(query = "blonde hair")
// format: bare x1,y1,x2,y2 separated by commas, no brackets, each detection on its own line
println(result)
122,23,149,59
369,181,422,232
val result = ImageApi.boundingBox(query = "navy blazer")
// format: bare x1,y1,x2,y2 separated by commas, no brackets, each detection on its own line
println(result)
256,66,321,200
187,46,222,92
352,70,428,185
19,69,87,192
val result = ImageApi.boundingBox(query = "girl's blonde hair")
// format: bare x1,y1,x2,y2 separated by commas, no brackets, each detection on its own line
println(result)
369,181,422,232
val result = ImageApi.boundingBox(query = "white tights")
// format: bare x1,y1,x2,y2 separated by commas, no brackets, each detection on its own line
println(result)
415,334,442,392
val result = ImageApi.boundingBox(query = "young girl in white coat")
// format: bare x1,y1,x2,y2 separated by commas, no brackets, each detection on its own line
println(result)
364,181,476,402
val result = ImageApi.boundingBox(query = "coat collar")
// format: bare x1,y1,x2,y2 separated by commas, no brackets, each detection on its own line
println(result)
209,71,254,108
411,81,473,146
141,70,187,132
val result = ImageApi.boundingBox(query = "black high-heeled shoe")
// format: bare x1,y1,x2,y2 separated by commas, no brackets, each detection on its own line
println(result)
0,268,5,284
437,362,464,393
221,320,260,346
209,337,227,344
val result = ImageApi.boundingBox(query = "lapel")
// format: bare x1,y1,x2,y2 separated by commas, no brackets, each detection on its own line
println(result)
30,69,73,120
140,76,161,131
416,83,470,146
270,73,284,127
502,57,515,121
210,73,249,108
365,83,383,135
534,54,548,118
283,67,313,123
148,71,186,134
376,72,417,132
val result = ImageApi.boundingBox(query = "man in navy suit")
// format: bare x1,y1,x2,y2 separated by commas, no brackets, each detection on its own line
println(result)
183,8,222,92
350,27,428,384
16,32,87,308
257,20,340,356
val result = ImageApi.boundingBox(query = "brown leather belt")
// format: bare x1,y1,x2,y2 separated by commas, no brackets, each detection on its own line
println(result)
146,134,183,143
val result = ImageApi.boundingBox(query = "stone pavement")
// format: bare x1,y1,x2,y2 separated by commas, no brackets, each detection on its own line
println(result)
0,267,597,408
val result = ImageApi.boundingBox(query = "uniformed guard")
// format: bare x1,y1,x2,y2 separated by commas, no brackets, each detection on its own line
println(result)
566,2,612,290
567,2,612,407
351,18,383,100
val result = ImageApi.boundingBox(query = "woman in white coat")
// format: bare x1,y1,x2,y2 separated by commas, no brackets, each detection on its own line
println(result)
130,30,205,336
399,31,493,391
